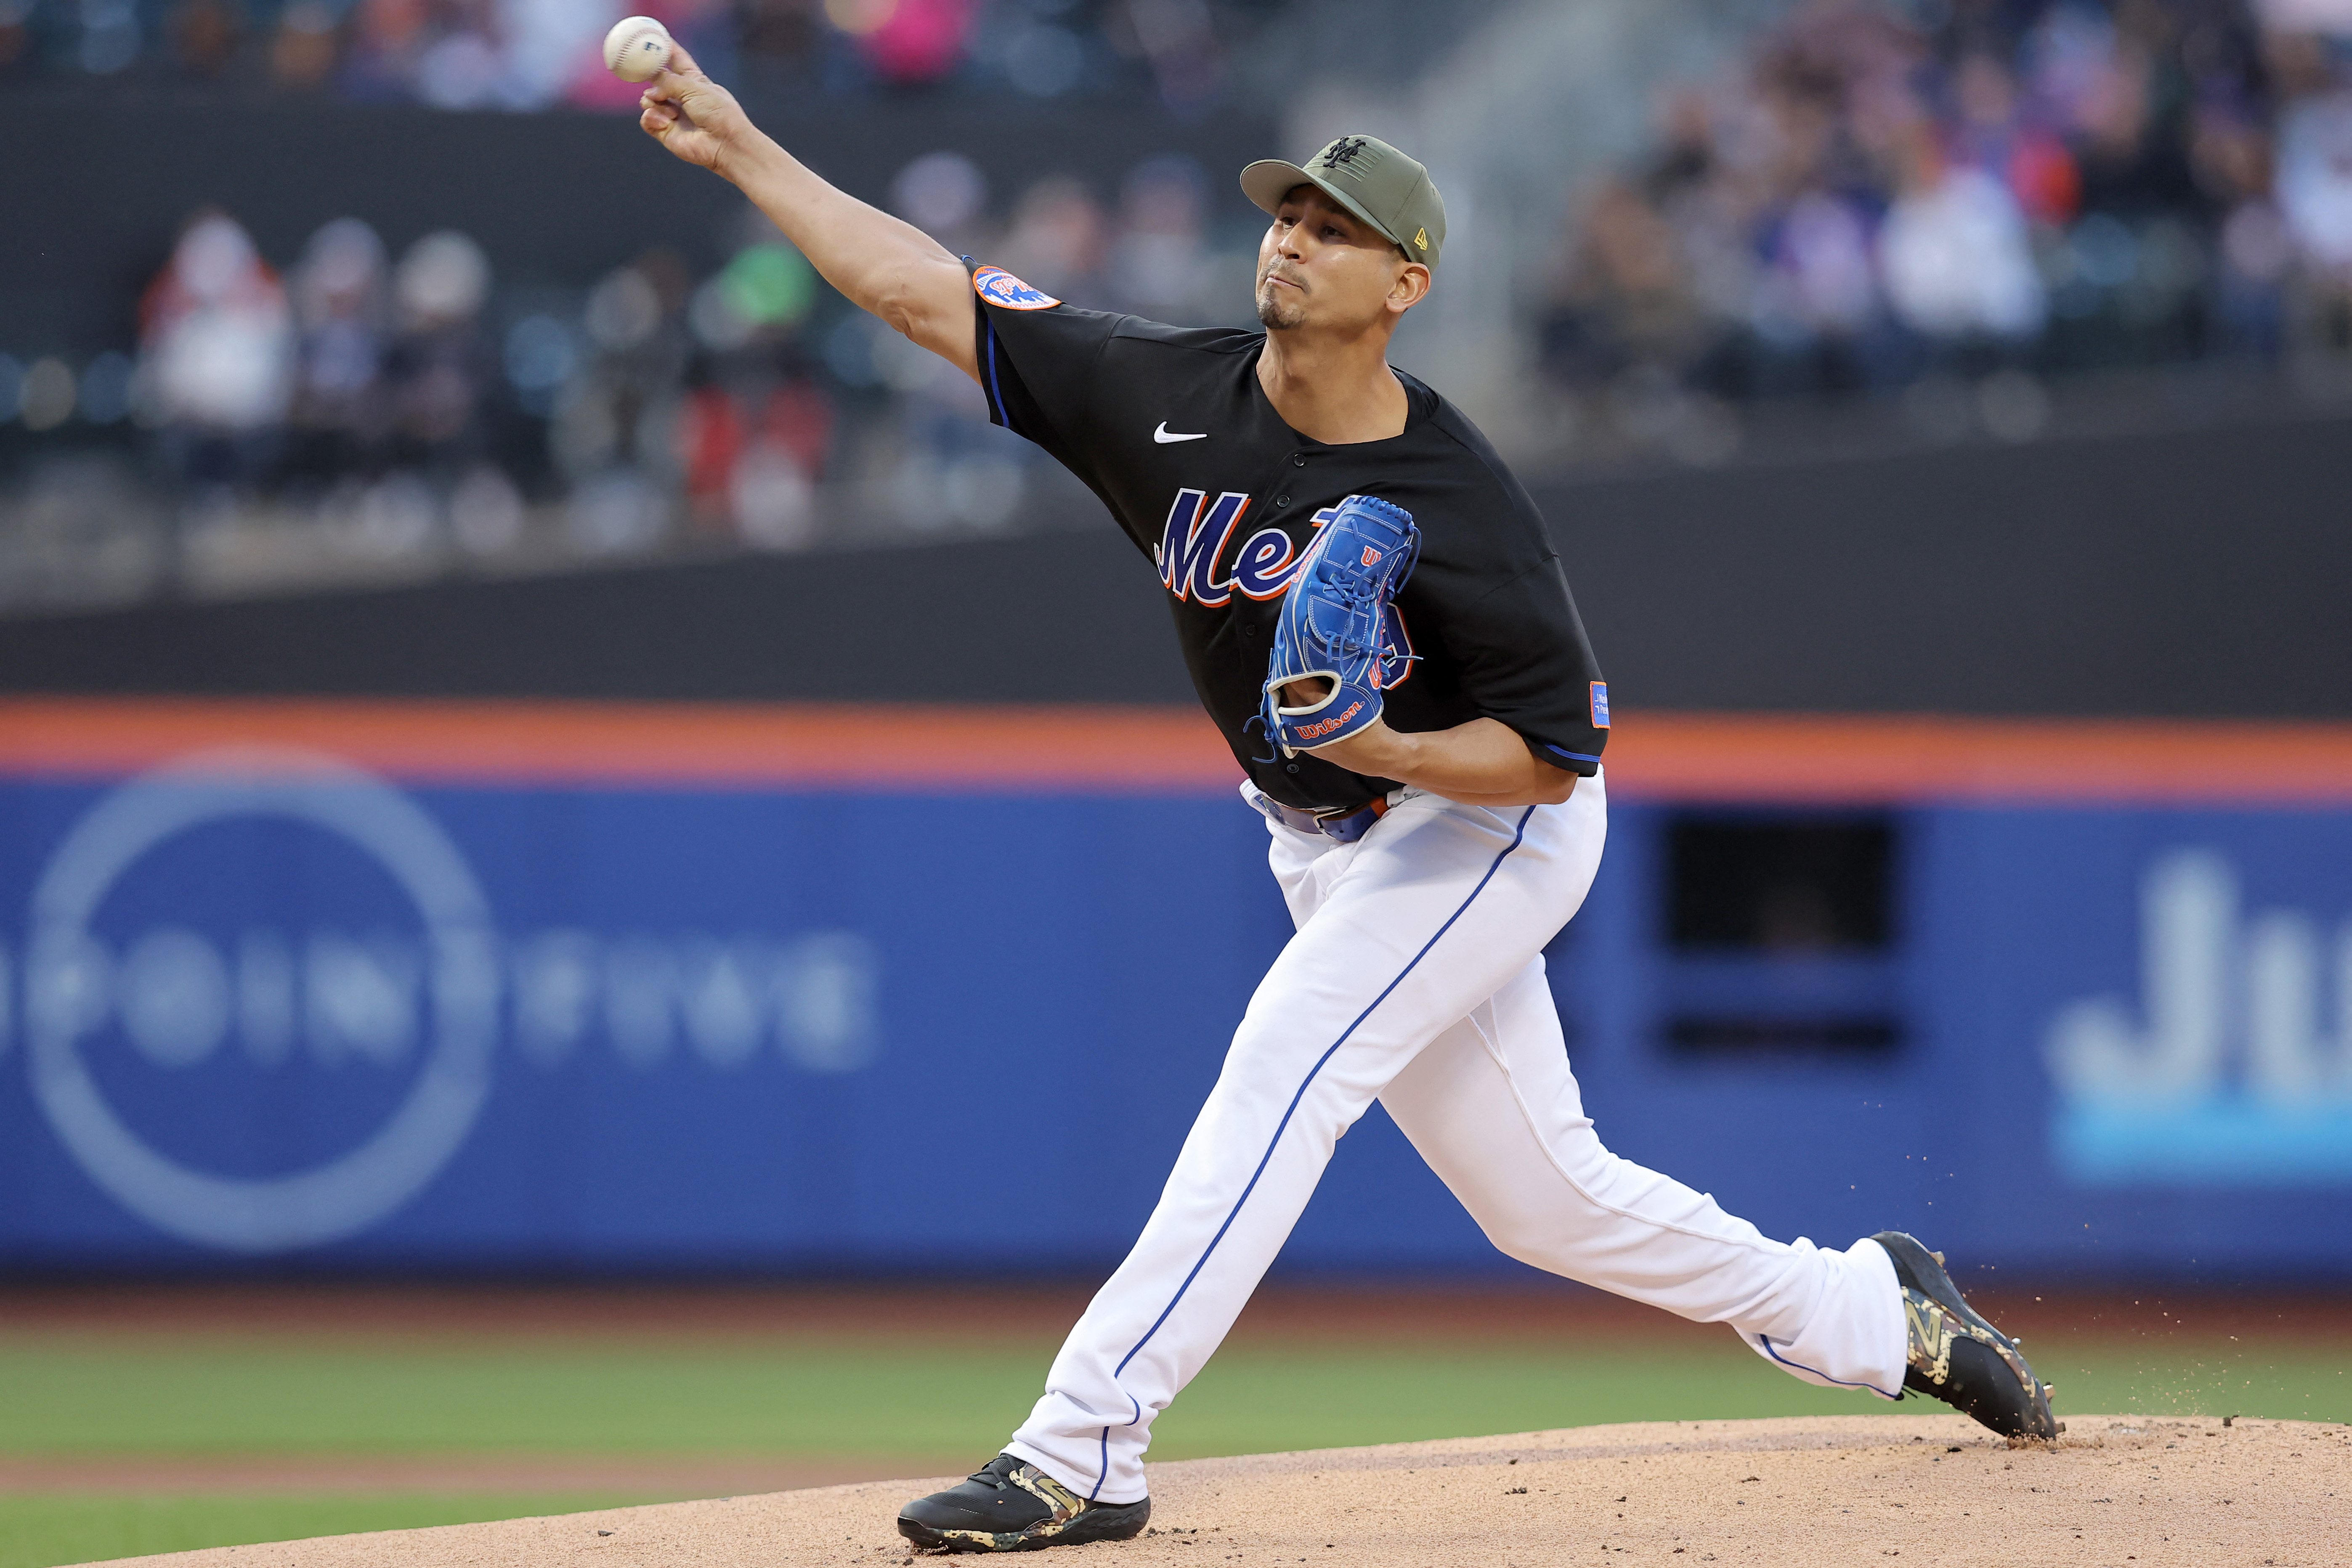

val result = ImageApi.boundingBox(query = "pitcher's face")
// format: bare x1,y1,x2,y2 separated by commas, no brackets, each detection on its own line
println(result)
1255,187,1428,334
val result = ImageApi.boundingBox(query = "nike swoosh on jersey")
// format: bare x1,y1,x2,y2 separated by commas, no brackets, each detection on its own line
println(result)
1153,423,1209,443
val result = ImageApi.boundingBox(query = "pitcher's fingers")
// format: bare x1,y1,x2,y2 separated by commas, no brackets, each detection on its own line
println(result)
664,40,703,78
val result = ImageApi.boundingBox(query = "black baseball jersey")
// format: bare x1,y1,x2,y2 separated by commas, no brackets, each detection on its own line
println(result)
967,262,1610,814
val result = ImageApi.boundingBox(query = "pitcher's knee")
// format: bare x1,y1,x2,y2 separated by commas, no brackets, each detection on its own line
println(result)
1215,1015,1310,1090
1465,1177,1628,1267
1463,1131,1723,1268
1536,1120,1637,1200
1478,1215,1567,1270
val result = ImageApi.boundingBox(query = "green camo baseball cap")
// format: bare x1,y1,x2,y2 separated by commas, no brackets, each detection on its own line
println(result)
1240,135,1446,269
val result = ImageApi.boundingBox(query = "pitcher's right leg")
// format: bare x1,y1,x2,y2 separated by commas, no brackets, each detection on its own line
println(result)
1004,793,1603,1507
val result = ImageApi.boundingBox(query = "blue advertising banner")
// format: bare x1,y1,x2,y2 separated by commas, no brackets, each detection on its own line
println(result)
0,748,1289,1269
1514,804,2352,1284
3,708,2349,1281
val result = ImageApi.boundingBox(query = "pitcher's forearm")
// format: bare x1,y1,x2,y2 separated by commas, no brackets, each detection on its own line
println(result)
1307,716,1578,806
717,132,977,378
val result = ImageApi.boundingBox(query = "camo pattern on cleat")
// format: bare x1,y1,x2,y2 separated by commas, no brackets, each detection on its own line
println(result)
898,1453,1151,1552
1874,1231,2059,1442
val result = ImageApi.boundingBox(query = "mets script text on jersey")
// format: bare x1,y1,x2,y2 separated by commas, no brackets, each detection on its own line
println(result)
1155,491,1345,605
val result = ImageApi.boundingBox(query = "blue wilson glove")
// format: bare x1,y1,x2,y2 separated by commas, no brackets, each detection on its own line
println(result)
1256,494,1421,758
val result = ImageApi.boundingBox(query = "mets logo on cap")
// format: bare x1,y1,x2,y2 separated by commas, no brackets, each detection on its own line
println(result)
972,266,1060,311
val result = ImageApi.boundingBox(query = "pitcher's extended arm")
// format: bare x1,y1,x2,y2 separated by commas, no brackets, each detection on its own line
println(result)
637,46,977,382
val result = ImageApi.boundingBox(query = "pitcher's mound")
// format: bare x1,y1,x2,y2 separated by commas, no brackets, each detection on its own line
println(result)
85,1413,2344,1568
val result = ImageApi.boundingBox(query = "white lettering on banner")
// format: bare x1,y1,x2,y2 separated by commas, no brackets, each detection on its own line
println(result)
29,933,114,1051
118,928,234,1069
2044,848,2352,1184
507,929,880,1075
2245,907,2352,1099
41,926,492,1077
676,939,765,1070
513,929,598,1069
770,932,882,1073
24,926,886,1079
305,934,420,1068
13,748,889,1255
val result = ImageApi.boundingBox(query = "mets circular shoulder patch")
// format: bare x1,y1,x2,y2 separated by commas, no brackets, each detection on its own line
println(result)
972,265,1061,310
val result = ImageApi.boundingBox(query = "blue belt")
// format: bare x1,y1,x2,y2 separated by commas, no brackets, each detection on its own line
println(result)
1249,790,1392,844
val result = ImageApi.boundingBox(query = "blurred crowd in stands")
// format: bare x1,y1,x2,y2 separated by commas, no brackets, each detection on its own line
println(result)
0,0,1267,109
1540,0,2352,438
0,146,1257,602
12,0,2352,605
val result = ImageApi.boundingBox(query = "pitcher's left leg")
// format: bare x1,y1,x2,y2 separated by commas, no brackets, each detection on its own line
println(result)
1380,958,1908,1398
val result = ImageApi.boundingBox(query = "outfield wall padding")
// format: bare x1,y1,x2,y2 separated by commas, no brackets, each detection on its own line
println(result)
3,414,2346,717
2,701,2347,1279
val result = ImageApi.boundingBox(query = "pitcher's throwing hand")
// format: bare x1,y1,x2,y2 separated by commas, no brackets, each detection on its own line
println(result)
636,44,754,176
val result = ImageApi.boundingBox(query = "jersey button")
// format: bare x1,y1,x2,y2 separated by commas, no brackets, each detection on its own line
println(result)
1275,495,1291,508
1291,454,1306,467
1285,763,1301,774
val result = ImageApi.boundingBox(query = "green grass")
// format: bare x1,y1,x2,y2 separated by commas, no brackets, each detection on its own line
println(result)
4,1333,2346,1460
1,1331,2346,1566
0,1493,661,1568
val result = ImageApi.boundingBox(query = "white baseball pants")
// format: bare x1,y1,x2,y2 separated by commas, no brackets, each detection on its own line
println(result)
1008,773,1906,1504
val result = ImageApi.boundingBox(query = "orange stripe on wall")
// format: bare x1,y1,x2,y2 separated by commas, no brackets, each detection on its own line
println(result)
0,698,1241,793
0,698,2349,804
1606,713,2352,804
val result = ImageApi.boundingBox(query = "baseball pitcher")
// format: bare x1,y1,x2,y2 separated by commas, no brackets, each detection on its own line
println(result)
635,50,2056,1555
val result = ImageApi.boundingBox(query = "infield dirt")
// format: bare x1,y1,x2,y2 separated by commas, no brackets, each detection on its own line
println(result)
75,1412,2348,1568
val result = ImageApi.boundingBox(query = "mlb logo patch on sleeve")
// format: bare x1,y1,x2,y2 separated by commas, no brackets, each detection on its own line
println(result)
1590,682,1611,728
972,266,1062,310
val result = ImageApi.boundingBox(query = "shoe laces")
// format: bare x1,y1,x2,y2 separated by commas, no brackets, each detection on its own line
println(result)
968,1454,1024,1488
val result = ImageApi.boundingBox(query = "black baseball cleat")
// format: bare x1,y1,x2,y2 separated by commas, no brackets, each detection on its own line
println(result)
1874,1231,2060,1442
897,1453,1150,1553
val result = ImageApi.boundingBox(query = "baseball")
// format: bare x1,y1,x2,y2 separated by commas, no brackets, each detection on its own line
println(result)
603,16,673,83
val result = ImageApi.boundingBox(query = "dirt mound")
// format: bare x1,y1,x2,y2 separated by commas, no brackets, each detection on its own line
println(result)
80,1413,2348,1568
